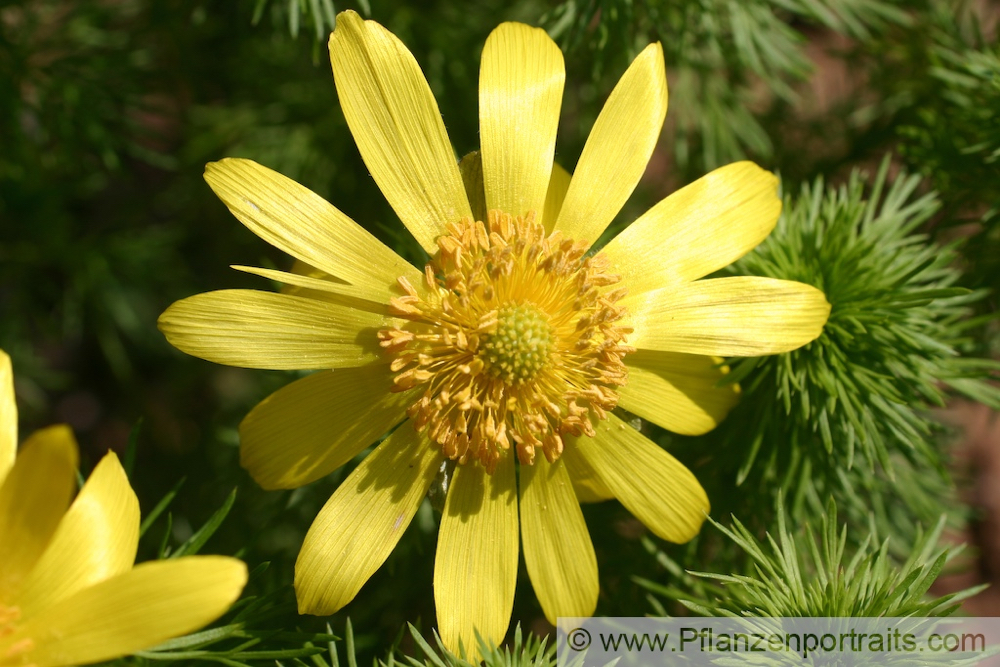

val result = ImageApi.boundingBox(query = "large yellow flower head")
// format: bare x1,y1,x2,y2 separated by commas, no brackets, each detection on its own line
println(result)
159,11,830,657
0,351,247,667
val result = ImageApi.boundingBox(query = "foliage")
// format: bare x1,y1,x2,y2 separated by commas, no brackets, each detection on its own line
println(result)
640,497,983,618
898,42,1000,216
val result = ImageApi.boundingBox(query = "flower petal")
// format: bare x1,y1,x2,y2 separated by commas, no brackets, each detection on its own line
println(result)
231,265,388,314
619,350,739,436
240,365,412,490
158,290,389,370
204,158,419,297
329,10,472,253
275,259,384,307
603,162,781,292
435,455,518,658
15,452,139,617
625,277,831,357
562,448,615,503
459,151,487,224
0,350,15,485
0,425,78,601
553,43,667,245
480,22,564,219
6,557,246,667
568,413,709,543
295,424,441,615
519,457,598,623
539,161,571,233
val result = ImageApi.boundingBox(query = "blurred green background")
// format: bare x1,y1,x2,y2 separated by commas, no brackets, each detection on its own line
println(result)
2,0,999,663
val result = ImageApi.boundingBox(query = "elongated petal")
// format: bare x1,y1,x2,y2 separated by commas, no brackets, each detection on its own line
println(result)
276,259,384,307
295,425,442,614
0,350,15,485
240,365,412,490
603,162,781,291
6,557,247,667
15,452,139,617
204,159,419,297
562,447,615,503
553,43,667,245
232,265,388,315
0,425,78,601
625,277,831,357
158,290,388,370
569,413,708,543
519,458,597,623
619,351,739,436
435,456,518,658
480,22,564,219
329,11,471,253
539,162,571,233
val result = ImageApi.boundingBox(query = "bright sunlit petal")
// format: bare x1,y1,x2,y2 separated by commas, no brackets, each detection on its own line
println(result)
435,455,518,659
14,452,139,617
480,22,564,219
625,277,831,357
553,43,667,245
520,457,598,622
0,425,78,602
329,10,472,252
0,350,15,485
295,425,442,615
570,413,710,543
8,557,247,667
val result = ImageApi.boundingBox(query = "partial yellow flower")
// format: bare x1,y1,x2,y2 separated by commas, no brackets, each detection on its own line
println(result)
158,11,830,658
0,350,247,667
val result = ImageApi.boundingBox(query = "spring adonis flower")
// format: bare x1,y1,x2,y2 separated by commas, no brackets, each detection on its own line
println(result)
0,351,247,667
159,10,830,656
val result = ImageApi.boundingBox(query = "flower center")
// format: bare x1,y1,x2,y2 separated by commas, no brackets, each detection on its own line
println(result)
378,210,634,473
480,303,553,383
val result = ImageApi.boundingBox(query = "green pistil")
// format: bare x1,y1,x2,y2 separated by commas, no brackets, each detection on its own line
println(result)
481,303,554,384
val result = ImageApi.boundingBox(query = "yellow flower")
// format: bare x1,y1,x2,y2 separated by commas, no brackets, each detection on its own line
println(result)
0,351,247,667
158,11,830,656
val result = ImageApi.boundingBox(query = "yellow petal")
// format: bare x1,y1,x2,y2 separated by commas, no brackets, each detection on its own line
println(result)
562,448,615,503
329,10,471,253
519,457,598,623
15,452,139,617
204,158,419,297
435,456,518,659
553,43,667,245
0,425,78,601
625,277,831,357
276,259,384,307
480,22,564,219
603,162,781,291
459,151,487,224
231,265,388,313
568,413,709,543
240,365,412,490
619,350,739,436
6,556,247,667
0,350,15,485
539,161,571,233
158,290,388,370
295,424,441,615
